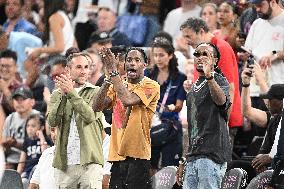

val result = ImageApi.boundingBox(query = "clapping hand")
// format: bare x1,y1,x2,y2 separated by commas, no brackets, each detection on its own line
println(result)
55,72,74,94
99,47,118,73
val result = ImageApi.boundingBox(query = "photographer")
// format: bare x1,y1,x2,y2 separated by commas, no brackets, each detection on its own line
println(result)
241,62,284,173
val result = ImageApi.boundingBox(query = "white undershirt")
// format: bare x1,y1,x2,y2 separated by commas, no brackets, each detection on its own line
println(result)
67,87,82,165
269,101,284,158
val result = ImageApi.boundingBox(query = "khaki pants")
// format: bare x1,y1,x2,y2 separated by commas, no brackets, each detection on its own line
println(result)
55,164,103,189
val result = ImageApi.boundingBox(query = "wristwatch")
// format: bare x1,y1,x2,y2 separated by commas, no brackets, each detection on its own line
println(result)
179,157,187,165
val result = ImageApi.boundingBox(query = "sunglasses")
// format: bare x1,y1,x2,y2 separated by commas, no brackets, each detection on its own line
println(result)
193,51,209,58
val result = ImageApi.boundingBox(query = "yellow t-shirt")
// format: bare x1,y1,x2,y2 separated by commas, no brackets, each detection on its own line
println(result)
107,77,160,161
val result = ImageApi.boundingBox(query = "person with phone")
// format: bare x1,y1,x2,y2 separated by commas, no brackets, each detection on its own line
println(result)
241,62,284,174
244,0,284,86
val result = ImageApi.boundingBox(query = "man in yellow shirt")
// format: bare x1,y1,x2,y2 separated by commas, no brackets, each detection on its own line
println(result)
93,47,160,189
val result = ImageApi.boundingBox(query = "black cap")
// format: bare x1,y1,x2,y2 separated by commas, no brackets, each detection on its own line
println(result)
12,87,33,99
89,31,113,45
259,84,284,100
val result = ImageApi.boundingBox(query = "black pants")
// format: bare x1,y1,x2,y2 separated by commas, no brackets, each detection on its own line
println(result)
109,157,152,189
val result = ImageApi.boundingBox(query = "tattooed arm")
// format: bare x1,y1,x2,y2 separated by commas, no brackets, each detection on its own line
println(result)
207,78,227,106
111,75,142,107
93,82,112,112
203,49,227,106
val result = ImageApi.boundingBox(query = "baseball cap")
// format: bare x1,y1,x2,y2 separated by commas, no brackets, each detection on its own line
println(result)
88,31,113,45
259,84,284,100
249,0,264,4
12,87,34,99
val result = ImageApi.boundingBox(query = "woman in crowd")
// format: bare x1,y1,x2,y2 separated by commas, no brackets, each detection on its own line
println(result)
200,3,218,32
214,1,239,51
29,0,76,59
145,37,186,174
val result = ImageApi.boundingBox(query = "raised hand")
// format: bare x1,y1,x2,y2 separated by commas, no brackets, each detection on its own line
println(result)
99,47,118,72
202,49,215,78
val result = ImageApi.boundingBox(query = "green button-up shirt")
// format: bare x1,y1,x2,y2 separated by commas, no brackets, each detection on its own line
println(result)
47,82,104,171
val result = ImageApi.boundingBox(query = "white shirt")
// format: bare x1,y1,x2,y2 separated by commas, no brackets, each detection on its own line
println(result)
103,135,111,175
163,6,201,40
67,87,82,165
269,117,281,158
49,11,75,55
30,146,56,189
269,101,284,158
245,11,284,95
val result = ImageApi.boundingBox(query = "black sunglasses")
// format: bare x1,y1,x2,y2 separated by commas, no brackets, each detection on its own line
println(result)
193,51,209,58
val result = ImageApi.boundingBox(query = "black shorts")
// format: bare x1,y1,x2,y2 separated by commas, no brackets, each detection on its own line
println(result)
109,157,152,189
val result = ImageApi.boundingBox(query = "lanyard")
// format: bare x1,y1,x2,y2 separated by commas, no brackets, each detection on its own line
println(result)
158,80,172,114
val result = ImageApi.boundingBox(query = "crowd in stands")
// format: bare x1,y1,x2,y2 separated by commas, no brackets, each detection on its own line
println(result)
0,0,284,188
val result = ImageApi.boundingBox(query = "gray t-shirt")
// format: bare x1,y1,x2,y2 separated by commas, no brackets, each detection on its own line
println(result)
3,109,39,163
186,73,232,164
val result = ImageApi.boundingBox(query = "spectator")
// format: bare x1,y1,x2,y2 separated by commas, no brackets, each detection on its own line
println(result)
244,0,284,87
45,55,67,93
214,1,239,51
153,31,188,74
23,56,51,114
28,0,76,59
0,27,42,79
65,0,79,21
239,6,258,36
29,126,58,189
3,0,39,36
268,109,284,188
0,50,22,120
21,0,41,26
2,87,39,169
200,3,218,33
145,37,186,171
47,50,104,188
86,48,113,126
86,48,104,84
180,17,242,145
88,31,113,51
176,43,231,189
241,65,284,173
163,0,201,41
93,47,160,188
97,7,132,46
17,114,52,189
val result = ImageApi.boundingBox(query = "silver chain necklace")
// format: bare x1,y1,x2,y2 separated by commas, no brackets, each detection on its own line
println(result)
193,72,215,93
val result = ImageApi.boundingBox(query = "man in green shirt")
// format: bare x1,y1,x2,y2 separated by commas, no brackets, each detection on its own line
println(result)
47,50,104,189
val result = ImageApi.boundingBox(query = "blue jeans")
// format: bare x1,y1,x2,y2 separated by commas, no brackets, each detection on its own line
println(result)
183,158,227,189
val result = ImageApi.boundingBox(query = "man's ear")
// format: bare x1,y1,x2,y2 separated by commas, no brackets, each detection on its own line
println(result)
30,99,36,107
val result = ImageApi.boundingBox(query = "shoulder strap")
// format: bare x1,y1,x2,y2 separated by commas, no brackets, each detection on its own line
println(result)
158,80,172,114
